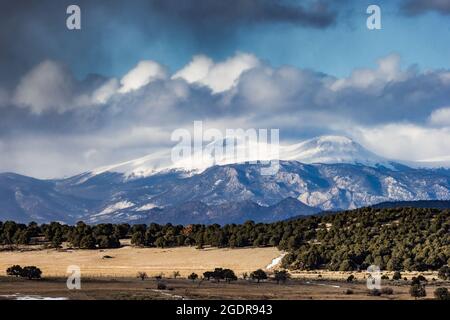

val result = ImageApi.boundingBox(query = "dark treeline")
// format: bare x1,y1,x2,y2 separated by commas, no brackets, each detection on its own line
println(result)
0,207,449,272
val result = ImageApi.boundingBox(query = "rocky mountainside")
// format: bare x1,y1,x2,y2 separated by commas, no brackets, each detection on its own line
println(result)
1,136,449,224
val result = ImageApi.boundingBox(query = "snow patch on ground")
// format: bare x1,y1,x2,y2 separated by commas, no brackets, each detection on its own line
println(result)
266,252,287,270
0,294,67,300
135,203,158,211
305,281,341,288
93,201,135,217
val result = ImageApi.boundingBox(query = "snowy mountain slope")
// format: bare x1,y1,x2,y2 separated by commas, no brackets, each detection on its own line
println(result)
1,160,449,224
87,197,320,225
0,136,449,224
86,135,399,180
0,173,98,223
281,136,397,169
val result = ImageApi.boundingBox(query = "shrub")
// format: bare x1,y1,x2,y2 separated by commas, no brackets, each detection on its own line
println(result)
434,287,450,300
203,271,213,280
412,275,427,285
410,284,427,299
368,289,381,296
381,275,389,280
201,268,237,283
250,269,267,283
417,275,427,282
6,265,42,279
155,273,164,280
392,271,402,281
381,287,394,295
438,266,450,280
20,266,42,279
223,269,238,283
273,270,290,284
188,273,198,282
157,282,167,290
6,265,23,277
137,272,148,281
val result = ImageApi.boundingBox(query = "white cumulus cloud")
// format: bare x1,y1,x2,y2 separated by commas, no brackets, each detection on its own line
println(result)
355,123,450,162
119,60,167,94
330,53,407,92
172,55,214,83
92,78,120,104
173,52,260,93
429,107,450,127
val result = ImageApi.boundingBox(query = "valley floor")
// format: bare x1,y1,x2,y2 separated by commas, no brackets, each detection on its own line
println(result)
0,245,448,300
0,245,281,277
0,277,448,300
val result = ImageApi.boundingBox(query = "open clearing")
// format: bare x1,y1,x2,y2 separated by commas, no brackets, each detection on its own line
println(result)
0,277,448,300
0,246,282,277
1,245,448,300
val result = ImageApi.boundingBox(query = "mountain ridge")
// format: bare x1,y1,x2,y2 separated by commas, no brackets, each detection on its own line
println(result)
1,160,449,224
1,136,449,224
87,135,401,180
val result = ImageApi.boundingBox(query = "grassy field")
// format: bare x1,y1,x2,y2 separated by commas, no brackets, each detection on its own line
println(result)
0,276,448,300
0,244,448,300
0,245,282,277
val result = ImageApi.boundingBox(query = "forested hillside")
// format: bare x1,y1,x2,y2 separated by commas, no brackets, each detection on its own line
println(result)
0,207,448,272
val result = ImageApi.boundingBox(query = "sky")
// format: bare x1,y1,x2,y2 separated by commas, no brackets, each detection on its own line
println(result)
1,0,450,178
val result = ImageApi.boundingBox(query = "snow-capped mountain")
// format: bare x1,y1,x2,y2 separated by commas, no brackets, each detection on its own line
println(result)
0,136,449,224
89,135,397,179
281,136,396,169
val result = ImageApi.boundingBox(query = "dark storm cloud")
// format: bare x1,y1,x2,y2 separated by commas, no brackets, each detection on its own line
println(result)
402,0,450,15
0,0,160,86
0,0,342,88
150,0,338,28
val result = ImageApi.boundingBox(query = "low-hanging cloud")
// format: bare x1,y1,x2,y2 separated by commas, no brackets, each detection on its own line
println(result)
2,52,450,177
429,107,450,127
0,0,344,92
13,61,75,114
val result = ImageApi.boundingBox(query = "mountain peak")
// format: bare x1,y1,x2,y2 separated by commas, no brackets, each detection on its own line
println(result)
315,135,354,144
282,135,394,168
89,135,397,179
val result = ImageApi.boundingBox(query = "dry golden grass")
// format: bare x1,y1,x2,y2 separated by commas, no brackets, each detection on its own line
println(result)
1,244,448,300
0,245,282,278
1,276,447,300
